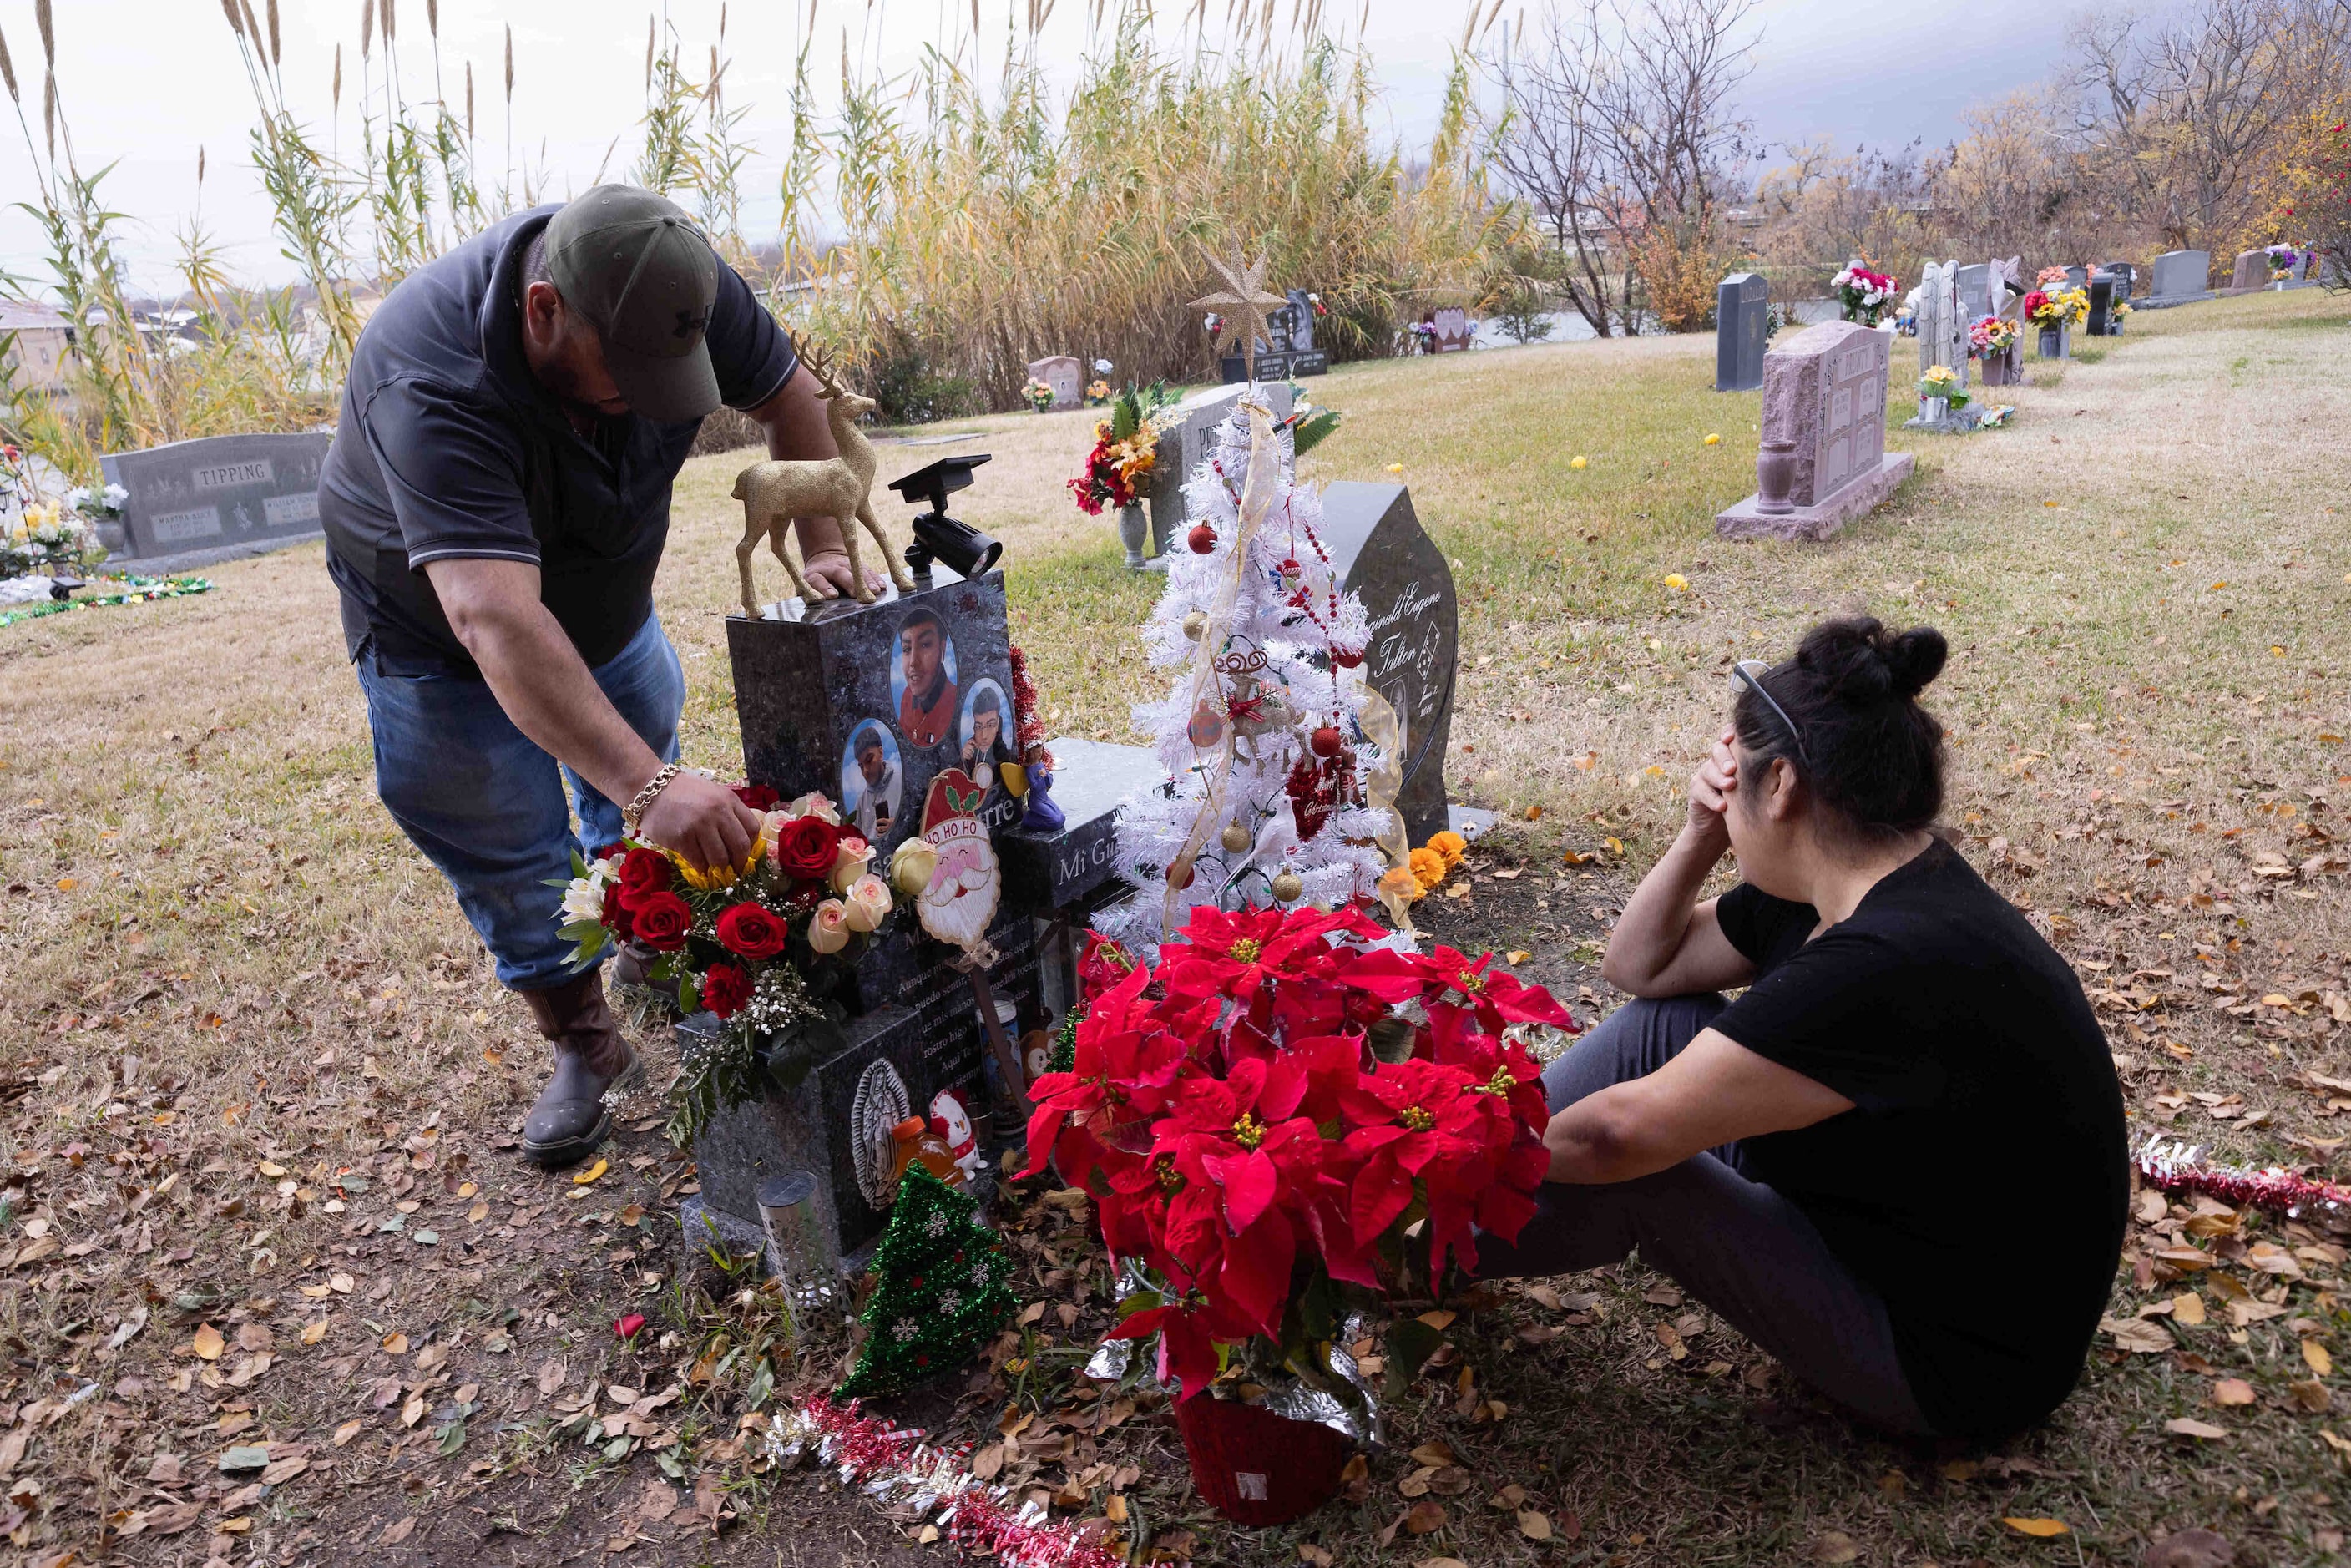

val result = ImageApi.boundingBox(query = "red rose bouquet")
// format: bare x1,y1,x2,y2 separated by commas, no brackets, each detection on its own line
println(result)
1022,902,1576,1409
556,788,905,1145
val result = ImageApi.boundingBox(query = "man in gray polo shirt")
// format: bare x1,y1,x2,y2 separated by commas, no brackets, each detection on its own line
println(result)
321,185,873,1169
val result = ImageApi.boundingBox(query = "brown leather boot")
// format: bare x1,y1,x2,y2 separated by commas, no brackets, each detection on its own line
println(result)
517,969,645,1169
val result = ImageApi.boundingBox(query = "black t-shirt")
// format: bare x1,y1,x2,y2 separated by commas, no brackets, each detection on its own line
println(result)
320,206,796,675
1712,839,2126,1437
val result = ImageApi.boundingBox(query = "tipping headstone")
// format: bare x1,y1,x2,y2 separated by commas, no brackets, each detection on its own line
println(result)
1025,356,1083,409
99,432,332,563
2146,250,2213,308
1716,321,1913,542
1714,272,1769,392
1317,482,1458,845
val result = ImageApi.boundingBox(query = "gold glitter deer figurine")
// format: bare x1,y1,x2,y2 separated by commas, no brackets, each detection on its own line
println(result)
732,336,913,616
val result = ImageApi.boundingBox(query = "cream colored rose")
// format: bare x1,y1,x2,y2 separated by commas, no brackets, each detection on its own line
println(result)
889,837,939,896
785,791,841,825
843,873,892,933
831,834,874,894
807,898,852,953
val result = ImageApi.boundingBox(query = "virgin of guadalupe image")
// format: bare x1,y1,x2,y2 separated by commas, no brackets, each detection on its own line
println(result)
959,681,1016,792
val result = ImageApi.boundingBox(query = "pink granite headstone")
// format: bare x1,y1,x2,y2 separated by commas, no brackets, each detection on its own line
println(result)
2226,250,2266,293
1716,321,1914,541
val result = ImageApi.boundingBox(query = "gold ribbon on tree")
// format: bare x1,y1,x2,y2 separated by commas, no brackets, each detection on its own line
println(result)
1160,393,1282,935
1353,683,1418,936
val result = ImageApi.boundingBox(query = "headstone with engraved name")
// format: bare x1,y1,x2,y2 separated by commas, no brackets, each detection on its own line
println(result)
1717,321,1913,542
1715,272,1769,392
1317,482,1458,845
1026,355,1084,409
1957,263,1992,324
99,432,331,560
1218,290,1330,382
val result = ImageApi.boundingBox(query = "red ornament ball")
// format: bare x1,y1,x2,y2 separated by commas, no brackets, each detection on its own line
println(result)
1187,524,1217,554
1167,862,1196,891
1310,725,1346,758
1332,645,1364,669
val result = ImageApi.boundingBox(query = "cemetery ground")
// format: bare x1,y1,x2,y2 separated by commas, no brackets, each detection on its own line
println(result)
0,283,2344,1567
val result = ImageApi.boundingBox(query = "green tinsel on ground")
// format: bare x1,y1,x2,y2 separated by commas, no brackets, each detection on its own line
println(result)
0,575,215,630
837,1165,1017,1398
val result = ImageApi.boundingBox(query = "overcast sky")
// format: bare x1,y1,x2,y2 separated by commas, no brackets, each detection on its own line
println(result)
0,0,2109,295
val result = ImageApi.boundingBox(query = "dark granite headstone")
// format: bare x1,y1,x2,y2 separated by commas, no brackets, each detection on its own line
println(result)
728,568,1018,866
2086,273,2121,336
1141,383,1295,561
1217,293,1329,383
1317,482,1457,845
99,432,331,559
1714,272,1769,392
996,736,1165,912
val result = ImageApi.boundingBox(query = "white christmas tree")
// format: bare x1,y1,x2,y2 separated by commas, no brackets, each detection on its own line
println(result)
1091,387,1403,960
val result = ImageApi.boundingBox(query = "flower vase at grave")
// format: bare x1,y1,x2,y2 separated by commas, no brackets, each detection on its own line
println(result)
1173,1383,1357,1525
1920,396,1947,423
2038,325,2069,360
1116,503,1148,570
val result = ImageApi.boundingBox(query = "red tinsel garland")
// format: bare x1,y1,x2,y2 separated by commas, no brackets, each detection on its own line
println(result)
2135,1135,2351,1222
767,1395,1123,1568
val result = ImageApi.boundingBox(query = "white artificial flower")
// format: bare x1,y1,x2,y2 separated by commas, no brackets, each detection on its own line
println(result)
1093,358,1113,373
102,483,127,509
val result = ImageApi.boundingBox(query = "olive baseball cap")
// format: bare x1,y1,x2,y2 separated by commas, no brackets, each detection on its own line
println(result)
544,185,721,422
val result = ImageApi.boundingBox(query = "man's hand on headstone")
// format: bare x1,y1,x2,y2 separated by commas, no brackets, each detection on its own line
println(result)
801,549,887,601
639,771,763,874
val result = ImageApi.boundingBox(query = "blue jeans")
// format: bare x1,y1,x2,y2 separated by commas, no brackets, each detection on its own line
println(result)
355,612,685,990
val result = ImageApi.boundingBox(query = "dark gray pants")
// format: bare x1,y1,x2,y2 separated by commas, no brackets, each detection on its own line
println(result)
1475,994,1934,1435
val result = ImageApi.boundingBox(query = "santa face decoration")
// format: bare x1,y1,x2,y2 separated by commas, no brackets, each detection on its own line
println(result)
915,768,1001,953
928,1087,984,1181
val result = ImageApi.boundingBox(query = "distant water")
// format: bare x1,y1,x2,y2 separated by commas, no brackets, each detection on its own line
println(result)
1459,300,1843,351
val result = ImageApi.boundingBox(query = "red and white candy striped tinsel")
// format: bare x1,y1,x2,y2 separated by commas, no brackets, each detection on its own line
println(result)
765,1396,1124,1568
2136,1135,2351,1222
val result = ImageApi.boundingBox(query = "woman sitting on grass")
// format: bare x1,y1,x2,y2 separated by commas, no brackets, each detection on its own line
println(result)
1478,617,2126,1439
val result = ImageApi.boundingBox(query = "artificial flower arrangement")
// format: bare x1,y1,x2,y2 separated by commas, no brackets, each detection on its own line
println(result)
2265,244,2302,281
1023,902,1577,1415
1084,379,1112,407
1968,315,2020,356
556,785,933,1145
2023,286,2088,328
2035,266,2071,286
1918,365,1969,408
1,446,113,579
1021,377,1056,414
1832,261,1898,326
1398,829,1467,901
1067,382,1178,516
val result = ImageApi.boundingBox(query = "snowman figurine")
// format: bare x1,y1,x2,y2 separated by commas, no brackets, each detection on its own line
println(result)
928,1088,984,1183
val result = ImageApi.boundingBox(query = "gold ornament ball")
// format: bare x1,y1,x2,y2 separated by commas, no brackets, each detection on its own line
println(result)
1182,610,1207,640
1271,869,1304,903
1221,822,1252,853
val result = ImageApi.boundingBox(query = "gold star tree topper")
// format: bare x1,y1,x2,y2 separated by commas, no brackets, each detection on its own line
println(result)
1190,241,1287,381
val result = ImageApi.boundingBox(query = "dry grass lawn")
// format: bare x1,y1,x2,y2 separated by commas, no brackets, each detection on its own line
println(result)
0,285,2346,1566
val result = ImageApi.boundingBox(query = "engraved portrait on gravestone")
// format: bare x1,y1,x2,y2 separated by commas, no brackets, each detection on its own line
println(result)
892,608,961,747
842,721,904,844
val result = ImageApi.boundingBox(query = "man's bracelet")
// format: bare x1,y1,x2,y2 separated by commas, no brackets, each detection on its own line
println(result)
622,761,685,834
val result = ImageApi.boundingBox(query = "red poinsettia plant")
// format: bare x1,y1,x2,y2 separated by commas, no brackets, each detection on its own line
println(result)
1022,902,1577,1404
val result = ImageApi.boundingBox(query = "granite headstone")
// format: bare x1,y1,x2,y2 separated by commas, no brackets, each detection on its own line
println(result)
1317,482,1457,845
99,432,331,560
1141,382,1295,563
2086,272,2121,336
2147,250,2212,306
1430,307,1473,354
1717,321,1913,542
1714,272,1769,392
1026,355,1083,409
2226,250,2267,293
1956,263,1991,323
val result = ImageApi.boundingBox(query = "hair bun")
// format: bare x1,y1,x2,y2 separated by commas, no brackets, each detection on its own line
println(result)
1884,626,1948,699
1795,617,1946,706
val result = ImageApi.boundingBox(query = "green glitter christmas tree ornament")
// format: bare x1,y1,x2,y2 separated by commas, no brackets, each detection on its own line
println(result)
837,1165,1018,1398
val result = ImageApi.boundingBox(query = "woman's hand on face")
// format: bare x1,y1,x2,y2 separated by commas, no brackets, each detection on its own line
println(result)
1685,727,1738,847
